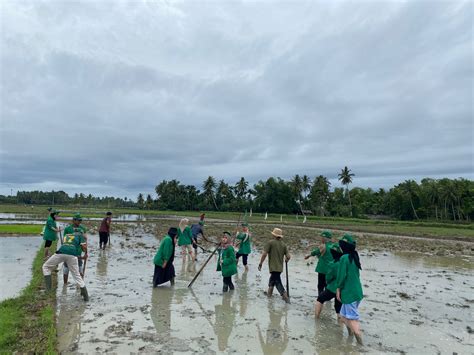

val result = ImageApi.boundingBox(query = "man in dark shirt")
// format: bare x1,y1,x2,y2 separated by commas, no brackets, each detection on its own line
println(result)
99,211,112,250
190,220,205,259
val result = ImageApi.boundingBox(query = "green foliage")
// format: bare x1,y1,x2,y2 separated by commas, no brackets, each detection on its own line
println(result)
0,241,57,352
0,224,42,234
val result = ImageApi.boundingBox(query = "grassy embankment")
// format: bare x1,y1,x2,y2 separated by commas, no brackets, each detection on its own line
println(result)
0,241,57,352
0,224,43,234
0,204,472,240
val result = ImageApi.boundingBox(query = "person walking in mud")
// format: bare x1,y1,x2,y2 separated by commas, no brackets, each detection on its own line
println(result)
304,230,334,296
235,222,252,271
153,227,178,287
178,218,194,261
42,209,61,259
315,244,343,319
217,232,238,292
336,234,364,344
258,228,290,303
62,213,88,284
42,213,89,301
190,220,205,260
99,211,112,250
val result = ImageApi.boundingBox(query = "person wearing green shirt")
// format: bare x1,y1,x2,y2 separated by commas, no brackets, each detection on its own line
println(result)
217,232,237,292
42,213,89,301
62,217,88,284
42,209,61,258
315,244,343,318
336,234,363,345
178,218,195,261
235,223,252,271
153,227,178,287
258,228,290,303
304,230,334,296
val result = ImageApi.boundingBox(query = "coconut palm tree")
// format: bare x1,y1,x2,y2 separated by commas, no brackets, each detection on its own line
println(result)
399,180,420,220
338,166,355,217
301,175,311,200
203,176,219,210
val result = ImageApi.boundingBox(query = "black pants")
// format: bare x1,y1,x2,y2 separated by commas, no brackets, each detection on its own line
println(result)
44,240,53,248
99,232,109,246
317,289,342,314
223,276,234,290
236,253,248,265
269,272,286,295
318,273,327,295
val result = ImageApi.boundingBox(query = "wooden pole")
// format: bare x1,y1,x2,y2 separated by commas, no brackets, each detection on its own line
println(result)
187,246,219,288
285,260,290,299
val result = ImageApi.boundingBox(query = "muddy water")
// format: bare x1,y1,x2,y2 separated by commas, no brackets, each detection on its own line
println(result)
0,236,41,301
56,232,474,354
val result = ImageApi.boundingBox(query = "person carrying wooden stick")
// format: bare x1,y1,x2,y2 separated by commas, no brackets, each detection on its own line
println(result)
217,232,237,292
258,228,290,303
235,222,252,271
304,230,334,296
43,213,89,301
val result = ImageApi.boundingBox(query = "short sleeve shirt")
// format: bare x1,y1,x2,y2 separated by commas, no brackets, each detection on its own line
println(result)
59,224,87,256
264,239,288,273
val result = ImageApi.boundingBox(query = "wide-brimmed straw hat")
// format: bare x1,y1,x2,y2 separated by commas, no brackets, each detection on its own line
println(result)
271,228,284,238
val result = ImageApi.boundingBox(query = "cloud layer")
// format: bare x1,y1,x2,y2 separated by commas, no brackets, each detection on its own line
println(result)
1,1,472,198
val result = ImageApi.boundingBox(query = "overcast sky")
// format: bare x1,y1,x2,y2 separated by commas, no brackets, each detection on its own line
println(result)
1,1,472,199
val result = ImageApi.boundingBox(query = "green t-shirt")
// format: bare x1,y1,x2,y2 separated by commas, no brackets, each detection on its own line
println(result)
336,254,363,304
217,246,238,277
264,239,288,273
58,224,87,256
43,216,57,242
325,260,339,293
311,242,334,274
177,226,192,246
154,235,173,267
236,232,251,255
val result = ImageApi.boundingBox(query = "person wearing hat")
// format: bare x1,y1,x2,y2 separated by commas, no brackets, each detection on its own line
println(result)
62,213,88,284
153,227,178,287
190,220,205,260
42,213,89,301
336,234,363,345
304,230,334,296
258,228,290,303
42,209,61,259
235,223,252,271
315,244,343,318
99,211,113,250
217,231,238,292
178,218,195,261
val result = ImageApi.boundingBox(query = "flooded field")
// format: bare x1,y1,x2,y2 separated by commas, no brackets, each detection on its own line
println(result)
54,227,474,354
0,236,41,301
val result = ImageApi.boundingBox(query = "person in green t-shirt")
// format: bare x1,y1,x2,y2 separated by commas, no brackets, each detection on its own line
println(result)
62,216,88,284
304,230,334,296
42,213,89,301
153,227,178,287
42,209,62,259
258,228,291,303
315,244,343,318
178,218,195,261
235,223,252,271
217,232,238,292
336,234,363,345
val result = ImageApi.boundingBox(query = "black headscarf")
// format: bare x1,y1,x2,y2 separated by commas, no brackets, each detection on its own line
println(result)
339,240,362,270
330,248,343,262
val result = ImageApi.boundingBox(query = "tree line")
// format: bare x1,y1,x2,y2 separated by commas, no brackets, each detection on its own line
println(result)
2,168,472,221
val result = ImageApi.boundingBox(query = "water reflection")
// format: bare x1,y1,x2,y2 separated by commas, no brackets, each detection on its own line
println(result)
151,287,175,337
57,290,87,352
257,302,289,355
213,294,237,351
96,250,108,278
238,271,248,317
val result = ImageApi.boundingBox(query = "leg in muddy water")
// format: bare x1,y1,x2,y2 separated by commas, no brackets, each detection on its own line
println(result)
315,301,323,318
42,253,62,290
223,277,229,292
264,286,274,297
229,277,235,290
317,273,326,296
348,319,363,345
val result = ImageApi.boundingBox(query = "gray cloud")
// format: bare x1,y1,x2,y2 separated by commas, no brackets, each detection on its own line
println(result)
0,0,472,199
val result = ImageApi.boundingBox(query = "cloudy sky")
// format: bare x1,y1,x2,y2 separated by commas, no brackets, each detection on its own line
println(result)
1,0,472,199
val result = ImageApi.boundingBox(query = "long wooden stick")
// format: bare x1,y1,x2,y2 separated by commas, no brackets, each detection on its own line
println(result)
187,246,219,288
285,260,290,299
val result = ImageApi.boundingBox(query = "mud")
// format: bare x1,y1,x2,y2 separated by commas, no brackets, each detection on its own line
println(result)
54,223,474,354
0,236,41,301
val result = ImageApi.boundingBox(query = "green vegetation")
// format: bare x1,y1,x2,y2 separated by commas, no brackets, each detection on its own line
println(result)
0,224,43,234
0,242,57,352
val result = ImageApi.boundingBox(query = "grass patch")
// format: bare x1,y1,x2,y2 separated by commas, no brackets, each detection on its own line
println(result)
0,241,57,352
0,224,43,234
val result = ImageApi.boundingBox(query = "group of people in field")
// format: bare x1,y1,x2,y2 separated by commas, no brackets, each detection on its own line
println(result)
40,208,112,301
153,218,364,344
40,208,364,345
